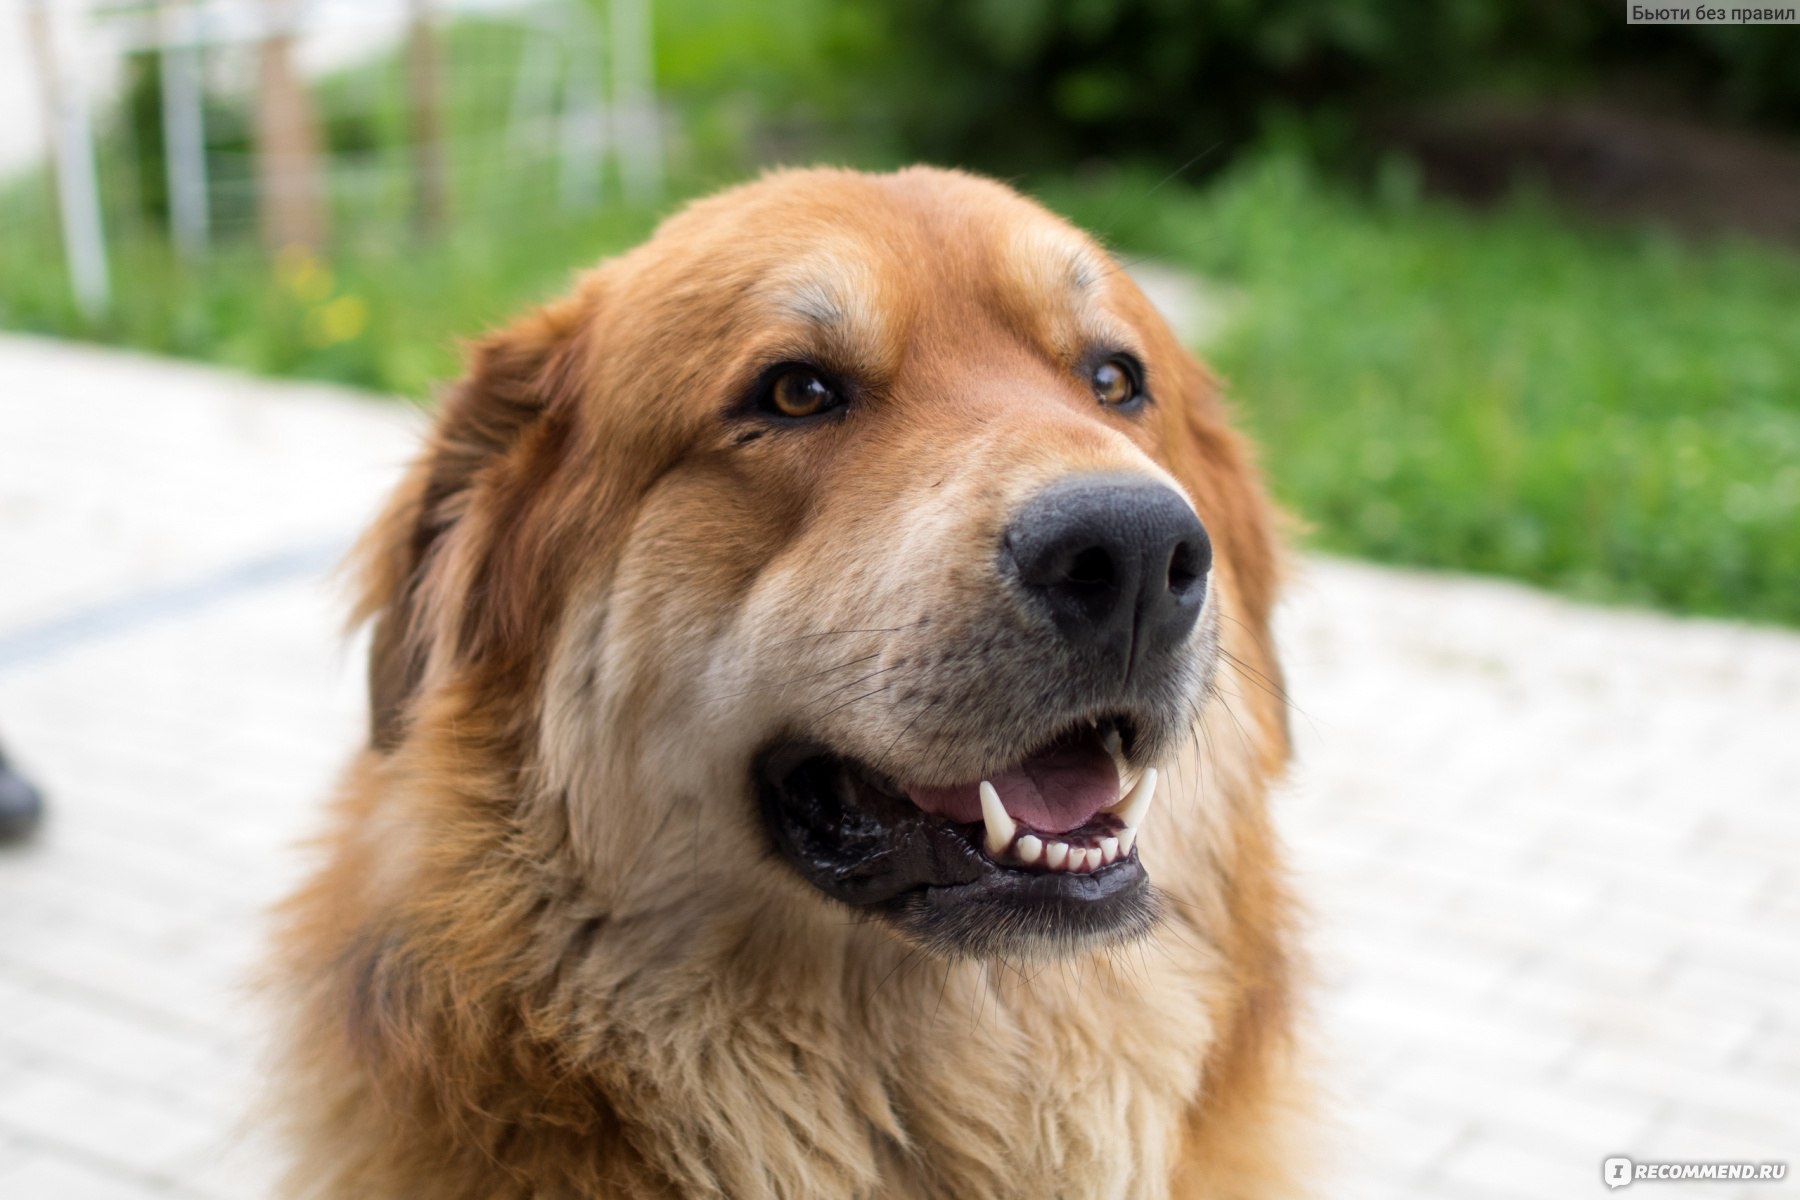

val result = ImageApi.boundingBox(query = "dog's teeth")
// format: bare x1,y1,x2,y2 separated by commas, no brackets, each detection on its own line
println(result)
1016,834,1043,864
1100,836,1119,864
1099,728,1137,798
1044,841,1070,870
1119,771,1159,855
978,781,1015,856
1105,766,1157,830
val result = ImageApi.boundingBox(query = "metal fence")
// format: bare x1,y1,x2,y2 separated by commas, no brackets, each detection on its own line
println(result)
13,0,662,317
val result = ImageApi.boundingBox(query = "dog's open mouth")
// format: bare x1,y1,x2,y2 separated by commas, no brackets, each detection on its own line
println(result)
757,717,1159,955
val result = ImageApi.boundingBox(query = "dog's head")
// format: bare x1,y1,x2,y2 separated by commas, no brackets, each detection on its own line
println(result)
362,167,1285,961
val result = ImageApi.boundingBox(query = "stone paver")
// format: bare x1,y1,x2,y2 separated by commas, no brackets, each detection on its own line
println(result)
1,332,1796,1198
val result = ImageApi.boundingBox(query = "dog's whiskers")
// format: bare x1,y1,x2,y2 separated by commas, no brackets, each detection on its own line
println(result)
1216,644,1302,713
708,649,885,704
805,664,908,721
876,702,932,766
760,617,930,649
1206,679,1259,761
1087,141,1226,250
870,945,925,1004
815,682,902,722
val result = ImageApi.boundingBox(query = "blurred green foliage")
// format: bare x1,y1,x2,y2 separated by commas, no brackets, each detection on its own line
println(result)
839,0,1800,168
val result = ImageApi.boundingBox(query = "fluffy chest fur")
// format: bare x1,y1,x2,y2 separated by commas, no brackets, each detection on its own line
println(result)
563,909,1223,1199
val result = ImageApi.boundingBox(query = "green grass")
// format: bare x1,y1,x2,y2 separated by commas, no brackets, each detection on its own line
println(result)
3,131,1798,624
0,192,660,398
1047,155,1800,626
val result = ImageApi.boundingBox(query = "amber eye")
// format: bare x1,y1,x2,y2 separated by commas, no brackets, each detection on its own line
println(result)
1092,357,1142,407
765,367,841,419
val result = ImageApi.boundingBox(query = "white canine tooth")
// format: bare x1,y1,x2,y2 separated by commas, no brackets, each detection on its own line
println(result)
1100,836,1119,864
1106,767,1157,830
1118,826,1137,858
1016,834,1043,865
1100,727,1134,796
978,781,1016,857
1044,841,1070,870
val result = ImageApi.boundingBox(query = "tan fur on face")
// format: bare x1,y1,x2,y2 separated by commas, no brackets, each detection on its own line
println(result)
269,167,1308,1199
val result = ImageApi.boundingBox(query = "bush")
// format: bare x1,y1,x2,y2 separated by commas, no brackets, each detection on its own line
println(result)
840,0,1800,170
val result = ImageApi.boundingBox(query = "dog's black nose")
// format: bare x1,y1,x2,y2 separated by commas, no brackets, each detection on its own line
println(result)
1004,473,1210,678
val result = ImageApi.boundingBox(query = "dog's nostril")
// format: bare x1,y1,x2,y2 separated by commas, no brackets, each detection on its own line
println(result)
1167,539,1205,596
1067,546,1114,587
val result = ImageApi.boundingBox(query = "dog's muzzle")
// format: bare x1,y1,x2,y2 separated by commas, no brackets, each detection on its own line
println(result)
757,473,1212,958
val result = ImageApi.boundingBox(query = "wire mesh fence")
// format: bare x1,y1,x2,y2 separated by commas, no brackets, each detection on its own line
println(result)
4,0,662,320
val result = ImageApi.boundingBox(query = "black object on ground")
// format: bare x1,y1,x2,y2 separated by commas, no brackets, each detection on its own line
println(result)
0,743,44,842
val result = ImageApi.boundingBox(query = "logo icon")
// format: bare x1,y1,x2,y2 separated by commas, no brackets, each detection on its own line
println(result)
1605,1158,1634,1189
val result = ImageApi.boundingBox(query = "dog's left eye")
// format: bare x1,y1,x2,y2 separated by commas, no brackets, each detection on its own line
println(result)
1092,356,1144,408
763,367,843,419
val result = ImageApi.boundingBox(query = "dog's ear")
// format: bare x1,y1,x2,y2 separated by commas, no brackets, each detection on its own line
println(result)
1162,347,1285,640
1161,348,1293,758
357,292,592,750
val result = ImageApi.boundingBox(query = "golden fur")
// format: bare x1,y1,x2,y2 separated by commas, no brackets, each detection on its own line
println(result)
270,166,1305,1199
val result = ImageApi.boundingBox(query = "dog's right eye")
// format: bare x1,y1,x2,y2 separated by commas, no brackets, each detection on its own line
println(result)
762,367,843,420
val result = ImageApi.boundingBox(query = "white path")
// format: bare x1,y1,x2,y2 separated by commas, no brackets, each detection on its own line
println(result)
0,333,1795,1199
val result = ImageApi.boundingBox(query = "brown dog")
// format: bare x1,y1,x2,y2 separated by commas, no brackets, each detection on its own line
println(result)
270,167,1303,1199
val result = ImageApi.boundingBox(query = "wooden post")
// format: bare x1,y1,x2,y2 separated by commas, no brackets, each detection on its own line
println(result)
607,0,662,205
406,0,448,237
254,0,326,255
24,0,110,318
159,0,210,258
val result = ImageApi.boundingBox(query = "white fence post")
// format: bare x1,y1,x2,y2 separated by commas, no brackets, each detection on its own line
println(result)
607,0,661,205
557,3,605,213
159,0,210,258
25,0,111,318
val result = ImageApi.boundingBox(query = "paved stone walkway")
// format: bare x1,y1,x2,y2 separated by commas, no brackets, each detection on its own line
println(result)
0,333,1795,1198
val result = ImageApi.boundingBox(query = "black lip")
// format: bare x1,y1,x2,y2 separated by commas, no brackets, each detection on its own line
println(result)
757,743,1155,958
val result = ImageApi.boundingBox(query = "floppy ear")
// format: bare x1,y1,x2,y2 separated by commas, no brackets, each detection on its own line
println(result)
1160,345,1292,757
357,293,591,750
1164,348,1285,639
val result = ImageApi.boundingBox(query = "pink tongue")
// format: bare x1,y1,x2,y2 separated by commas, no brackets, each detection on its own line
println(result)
906,737,1121,835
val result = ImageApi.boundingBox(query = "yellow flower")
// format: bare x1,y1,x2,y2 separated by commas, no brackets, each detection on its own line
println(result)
305,295,370,347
